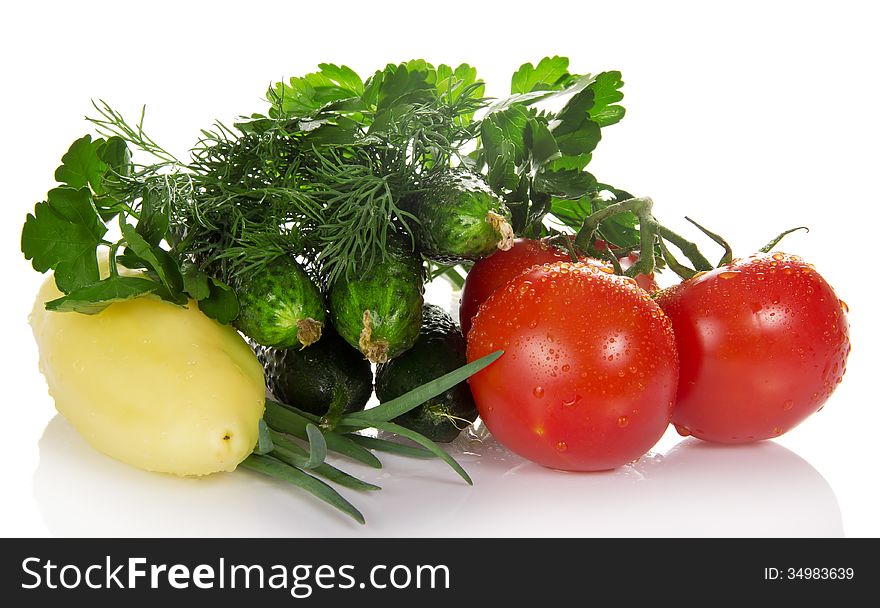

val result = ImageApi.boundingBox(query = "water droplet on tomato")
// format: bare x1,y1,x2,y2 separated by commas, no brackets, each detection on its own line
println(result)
756,273,766,281
772,252,785,261
561,364,570,372
773,426,783,436
562,394,581,407
555,440,568,452
533,386,545,398
674,424,691,437
617,415,629,428
783,400,794,411
840,299,849,313
719,271,740,279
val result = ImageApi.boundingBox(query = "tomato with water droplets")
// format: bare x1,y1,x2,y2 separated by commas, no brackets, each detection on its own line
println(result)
466,261,679,471
459,238,573,336
655,252,851,444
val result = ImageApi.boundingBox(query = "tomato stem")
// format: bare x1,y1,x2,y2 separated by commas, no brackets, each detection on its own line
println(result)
655,225,713,272
574,196,714,280
574,197,657,277
558,234,581,263
684,216,733,266
600,247,625,274
657,237,697,279
759,226,809,253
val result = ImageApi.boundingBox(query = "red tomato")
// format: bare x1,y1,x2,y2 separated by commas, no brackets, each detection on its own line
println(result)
459,239,572,336
466,261,679,471
655,252,851,443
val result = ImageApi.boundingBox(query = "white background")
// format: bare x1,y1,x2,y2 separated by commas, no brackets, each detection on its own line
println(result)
1,0,877,536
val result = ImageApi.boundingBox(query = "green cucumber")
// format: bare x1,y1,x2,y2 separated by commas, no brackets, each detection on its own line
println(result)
328,249,424,363
234,256,325,348
255,327,372,428
406,170,514,263
374,304,478,442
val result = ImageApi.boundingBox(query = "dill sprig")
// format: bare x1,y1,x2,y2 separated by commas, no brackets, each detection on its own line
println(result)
84,63,490,285
307,146,419,284
89,100,182,165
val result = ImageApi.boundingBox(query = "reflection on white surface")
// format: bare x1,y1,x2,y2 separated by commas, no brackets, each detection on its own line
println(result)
35,415,842,537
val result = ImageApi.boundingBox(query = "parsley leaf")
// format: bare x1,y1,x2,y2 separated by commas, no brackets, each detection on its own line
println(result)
269,63,364,118
121,223,183,295
21,187,106,293
180,264,238,323
197,277,239,324
54,134,133,222
44,275,159,314
551,87,602,157
134,188,169,246
535,169,597,199
374,63,434,111
588,71,626,127
511,56,572,94
54,135,107,194
181,264,211,300
96,136,132,175
526,118,561,169
316,63,364,96
436,63,484,123
481,120,519,191
485,106,530,165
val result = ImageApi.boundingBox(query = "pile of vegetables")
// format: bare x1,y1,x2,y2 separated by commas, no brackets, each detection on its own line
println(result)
21,57,851,522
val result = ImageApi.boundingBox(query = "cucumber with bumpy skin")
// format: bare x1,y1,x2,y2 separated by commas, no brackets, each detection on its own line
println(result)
234,256,325,348
375,304,478,442
406,170,514,264
328,249,424,363
255,327,372,428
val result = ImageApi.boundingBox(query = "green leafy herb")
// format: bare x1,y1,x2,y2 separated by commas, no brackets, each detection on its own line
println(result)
54,135,108,193
303,423,328,469
44,275,159,314
254,419,274,455
21,187,106,293
120,223,183,295
264,400,382,469
198,279,238,321
268,431,381,491
269,63,365,118
348,435,436,459
241,454,365,524
342,349,503,425
511,56,573,94
22,57,629,317
341,418,473,485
